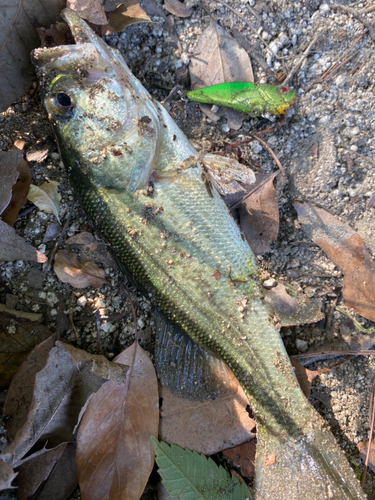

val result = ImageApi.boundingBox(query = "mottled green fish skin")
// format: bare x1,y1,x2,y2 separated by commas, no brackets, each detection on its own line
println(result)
186,82,296,116
32,10,366,500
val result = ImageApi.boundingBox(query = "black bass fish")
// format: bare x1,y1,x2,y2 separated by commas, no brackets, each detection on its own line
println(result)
32,9,366,499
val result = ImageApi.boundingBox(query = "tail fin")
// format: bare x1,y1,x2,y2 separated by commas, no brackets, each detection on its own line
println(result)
254,421,366,499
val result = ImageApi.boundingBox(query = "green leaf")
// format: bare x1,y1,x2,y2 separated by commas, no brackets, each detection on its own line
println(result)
151,437,251,500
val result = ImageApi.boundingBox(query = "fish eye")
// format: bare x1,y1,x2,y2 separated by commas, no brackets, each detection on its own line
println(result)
48,91,74,116
56,92,72,108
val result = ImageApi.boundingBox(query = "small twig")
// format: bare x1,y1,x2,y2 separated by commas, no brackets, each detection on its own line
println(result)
293,349,375,360
43,200,76,277
325,295,338,333
249,133,286,175
305,32,364,91
336,307,375,334
348,149,375,167
94,309,101,354
284,27,329,86
332,3,375,41
68,298,79,340
161,85,181,107
361,377,375,487
307,355,354,383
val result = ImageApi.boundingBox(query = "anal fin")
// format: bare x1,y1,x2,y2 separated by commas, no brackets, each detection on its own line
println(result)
154,313,235,401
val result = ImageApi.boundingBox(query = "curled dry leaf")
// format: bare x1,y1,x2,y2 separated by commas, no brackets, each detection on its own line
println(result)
0,220,47,263
0,313,53,388
164,0,192,18
189,19,253,129
294,202,375,322
76,344,159,500
227,172,280,255
1,341,128,467
158,369,256,455
27,180,61,222
54,249,110,288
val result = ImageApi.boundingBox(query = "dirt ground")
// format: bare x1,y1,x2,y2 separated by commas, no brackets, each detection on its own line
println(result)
1,0,375,498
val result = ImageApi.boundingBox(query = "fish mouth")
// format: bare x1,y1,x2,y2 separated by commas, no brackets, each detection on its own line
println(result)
31,9,103,70
59,9,101,46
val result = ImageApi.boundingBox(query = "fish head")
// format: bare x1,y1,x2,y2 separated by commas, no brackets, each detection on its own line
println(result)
32,9,160,192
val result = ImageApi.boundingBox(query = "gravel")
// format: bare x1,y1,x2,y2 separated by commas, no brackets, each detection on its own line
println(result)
1,0,375,497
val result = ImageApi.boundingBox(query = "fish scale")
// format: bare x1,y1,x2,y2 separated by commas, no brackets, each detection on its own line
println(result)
32,9,366,499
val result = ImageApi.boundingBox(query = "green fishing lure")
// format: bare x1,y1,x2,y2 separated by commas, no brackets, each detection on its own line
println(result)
187,82,296,117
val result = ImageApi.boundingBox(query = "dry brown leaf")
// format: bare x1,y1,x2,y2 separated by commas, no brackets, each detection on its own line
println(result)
66,231,118,269
290,358,314,398
1,150,32,226
0,149,20,215
222,440,256,480
43,222,62,243
54,249,110,288
0,220,47,263
1,341,128,467
27,180,61,222
291,356,352,399
263,282,324,328
3,335,57,440
189,19,253,130
16,443,67,500
227,172,280,255
0,0,66,111
67,0,108,24
294,203,375,322
0,458,17,490
105,0,151,33
159,372,256,455
164,0,192,18
357,441,375,473
0,314,53,388
76,343,159,500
